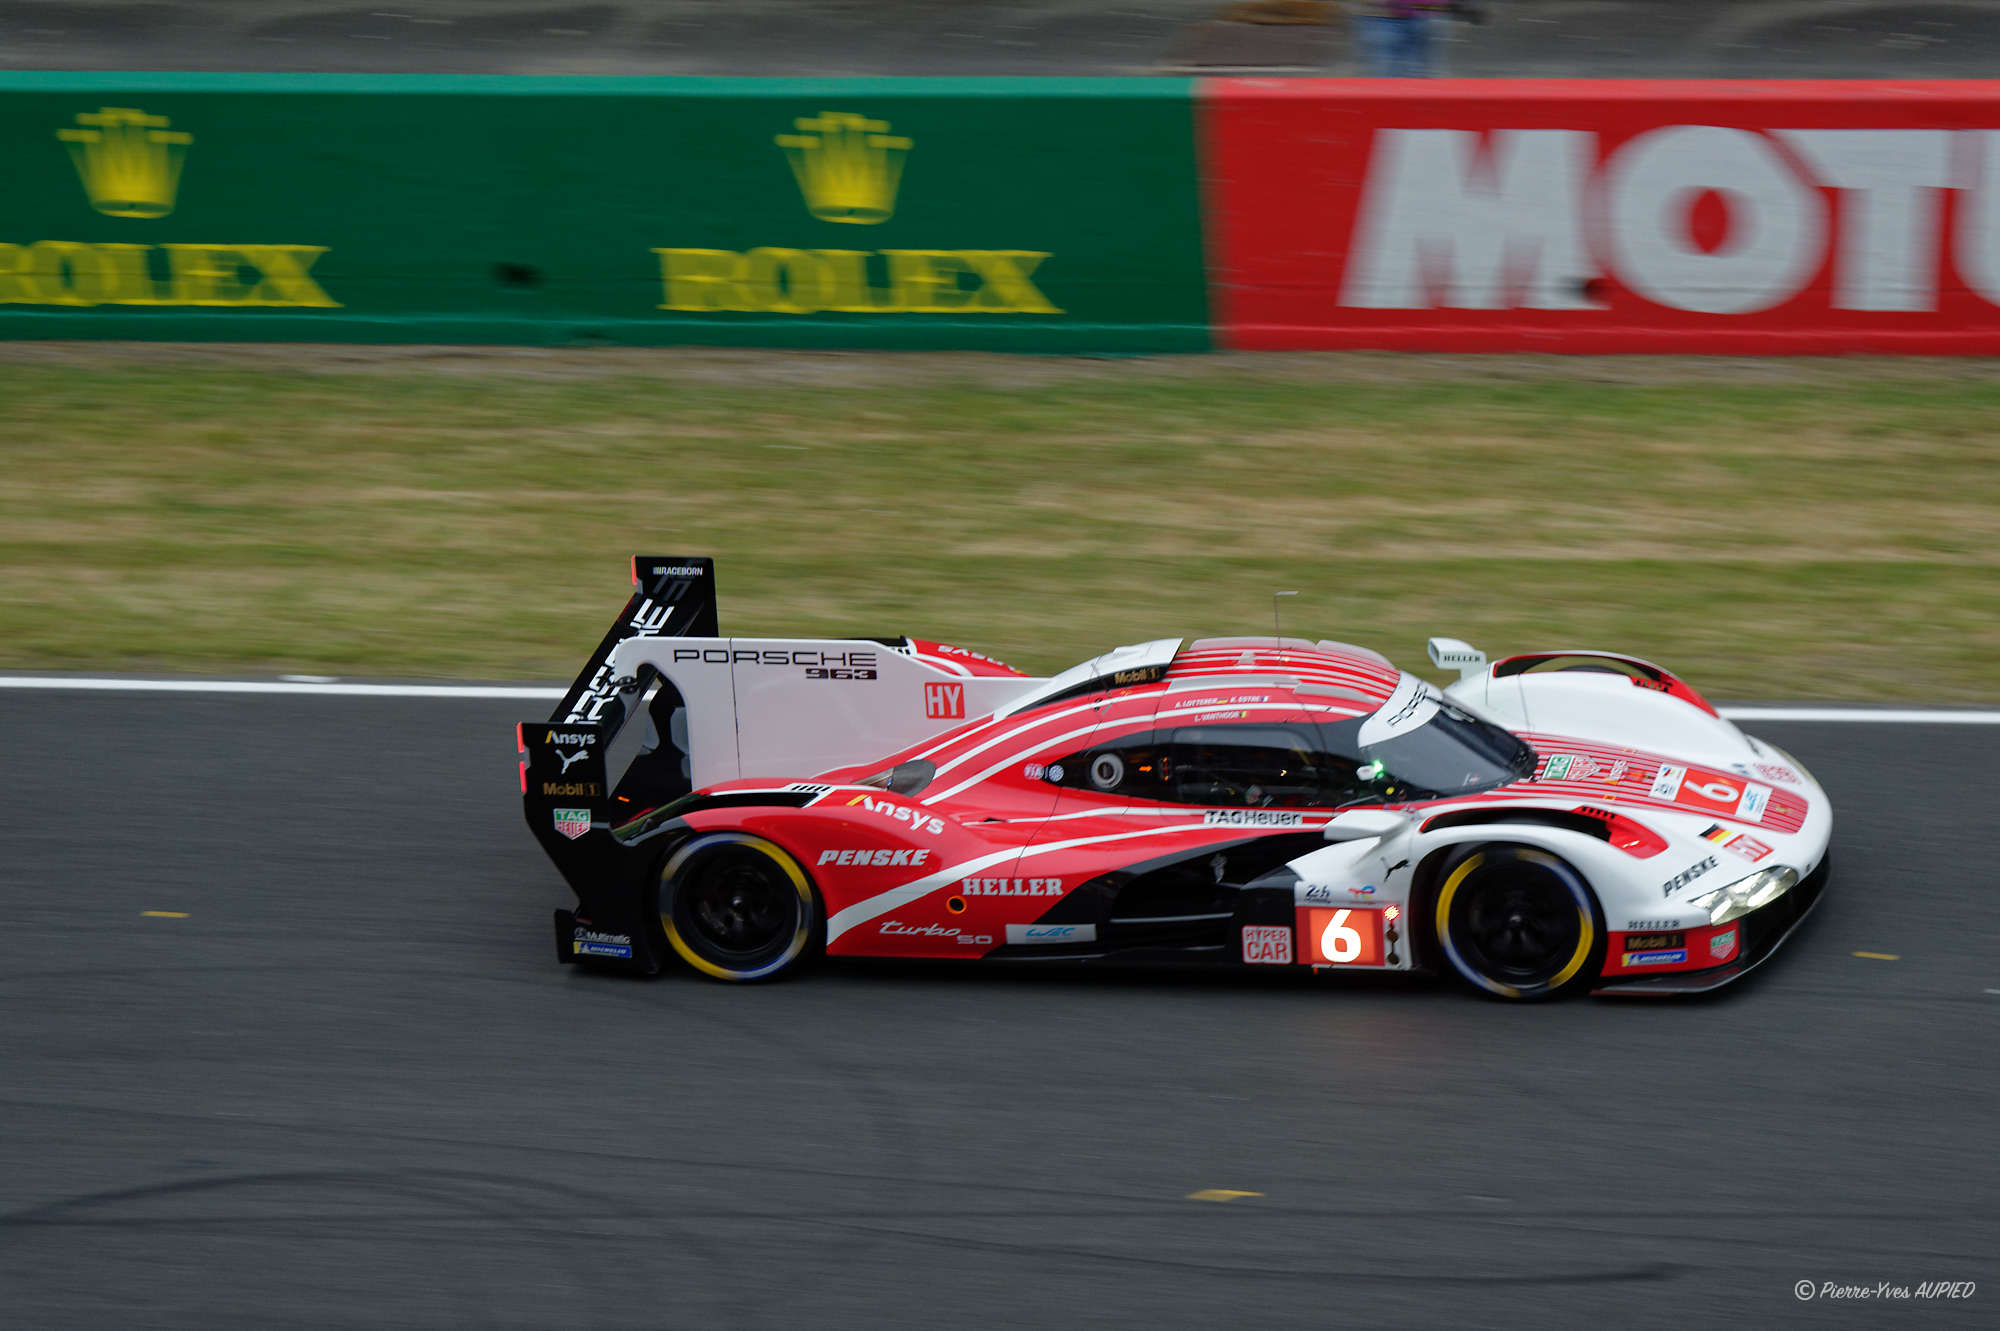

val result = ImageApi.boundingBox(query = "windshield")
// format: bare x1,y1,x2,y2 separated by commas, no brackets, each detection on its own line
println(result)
1353,676,1534,799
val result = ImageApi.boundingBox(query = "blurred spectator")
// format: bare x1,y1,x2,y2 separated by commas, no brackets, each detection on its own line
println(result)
1357,1,1484,77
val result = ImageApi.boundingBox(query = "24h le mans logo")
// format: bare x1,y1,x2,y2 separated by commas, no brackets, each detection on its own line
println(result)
553,808,591,840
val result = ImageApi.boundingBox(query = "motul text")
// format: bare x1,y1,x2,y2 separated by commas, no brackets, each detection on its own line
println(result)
1205,81,2000,352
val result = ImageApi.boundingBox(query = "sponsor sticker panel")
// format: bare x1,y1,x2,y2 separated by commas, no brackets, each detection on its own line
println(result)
1007,922,1097,945
1297,906,1386,967
1602,920,1742,975
573,927,633,959
1201,79,2000,353
0,76,1210,349
1241,924,1293,964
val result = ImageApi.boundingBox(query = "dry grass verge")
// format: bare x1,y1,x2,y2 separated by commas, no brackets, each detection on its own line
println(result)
1,345,1994,700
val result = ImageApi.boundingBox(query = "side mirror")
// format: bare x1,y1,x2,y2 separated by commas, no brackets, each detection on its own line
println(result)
1323,810,1407,842
1427,636,1487,680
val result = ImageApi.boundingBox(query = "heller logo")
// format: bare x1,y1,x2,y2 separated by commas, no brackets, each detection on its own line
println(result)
776,111,911,225
924,682,965,720
59,107,190,219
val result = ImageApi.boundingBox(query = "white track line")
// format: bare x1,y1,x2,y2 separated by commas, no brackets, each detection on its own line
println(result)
0,675,1993,722
1719,708,1999,724
0,677,563,699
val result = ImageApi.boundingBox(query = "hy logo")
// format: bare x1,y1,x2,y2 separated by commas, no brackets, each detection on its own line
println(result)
59,107,191,219
775,111,911,225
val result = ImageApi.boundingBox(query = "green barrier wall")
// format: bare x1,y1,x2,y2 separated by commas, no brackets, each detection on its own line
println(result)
0,73,1209,351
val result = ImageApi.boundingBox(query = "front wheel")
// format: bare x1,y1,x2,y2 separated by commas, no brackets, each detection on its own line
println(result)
1433,845,1601,1001
659,832,819,982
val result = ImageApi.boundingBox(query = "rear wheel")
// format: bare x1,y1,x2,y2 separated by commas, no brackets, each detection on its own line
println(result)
1434,845,1600,1001
659,832,818,982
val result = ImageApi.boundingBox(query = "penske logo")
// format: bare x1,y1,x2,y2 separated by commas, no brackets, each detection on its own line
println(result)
817,848,932,867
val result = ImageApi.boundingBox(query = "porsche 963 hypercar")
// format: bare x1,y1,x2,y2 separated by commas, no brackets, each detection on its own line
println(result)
519,557,1829,1000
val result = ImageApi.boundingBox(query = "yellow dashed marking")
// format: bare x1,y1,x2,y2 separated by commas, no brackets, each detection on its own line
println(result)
141,911,190,918
1186,1189,1262,1203
1852,951,1899,961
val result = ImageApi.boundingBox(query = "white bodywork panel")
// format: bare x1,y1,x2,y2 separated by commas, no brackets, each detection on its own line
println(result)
1284,829,1421,971
993,638,1182,719
1447,669,1758,769
611,637,1047,786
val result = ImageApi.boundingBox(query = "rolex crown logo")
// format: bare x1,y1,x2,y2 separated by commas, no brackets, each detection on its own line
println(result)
59,107,192,219
775,111,912,225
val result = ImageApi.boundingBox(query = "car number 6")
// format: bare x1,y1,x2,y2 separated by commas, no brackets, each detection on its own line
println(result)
1321,909,1363,963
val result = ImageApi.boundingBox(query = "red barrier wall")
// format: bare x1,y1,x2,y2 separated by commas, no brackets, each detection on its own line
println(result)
1201,80,2000,353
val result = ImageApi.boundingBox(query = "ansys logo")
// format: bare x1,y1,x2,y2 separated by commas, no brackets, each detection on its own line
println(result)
0,106,338,310
652,108,1060,317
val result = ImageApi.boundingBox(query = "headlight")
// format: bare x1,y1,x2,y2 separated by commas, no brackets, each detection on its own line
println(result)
1687,866,1800,926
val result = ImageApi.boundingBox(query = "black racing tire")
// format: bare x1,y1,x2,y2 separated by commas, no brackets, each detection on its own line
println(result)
657,832,819,982
1433,844,1602,1001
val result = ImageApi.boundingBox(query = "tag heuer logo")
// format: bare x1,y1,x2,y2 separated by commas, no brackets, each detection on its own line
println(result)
553,808,591,840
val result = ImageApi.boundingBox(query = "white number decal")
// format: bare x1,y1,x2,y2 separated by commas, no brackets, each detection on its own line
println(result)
1687,779,1740,803
1321,909,1363,963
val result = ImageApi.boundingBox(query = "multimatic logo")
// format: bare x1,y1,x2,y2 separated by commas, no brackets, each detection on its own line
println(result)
572,927,632,958
1,107,339,310
651,110,1061,318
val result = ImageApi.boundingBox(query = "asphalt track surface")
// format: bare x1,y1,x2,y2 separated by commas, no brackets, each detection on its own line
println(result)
3,687,1996,1328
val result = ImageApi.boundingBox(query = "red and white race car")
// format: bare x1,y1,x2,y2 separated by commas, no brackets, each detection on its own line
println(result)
520,557,1830,1000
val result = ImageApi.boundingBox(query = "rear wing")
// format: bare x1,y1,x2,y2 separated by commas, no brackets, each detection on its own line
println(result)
519,555,1045,873
553,556,718,733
